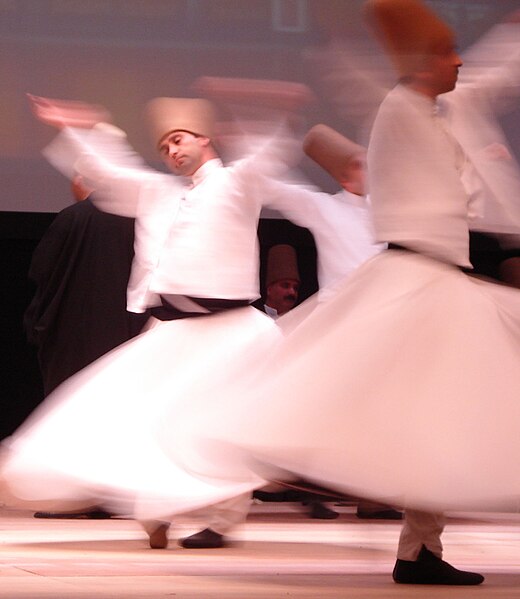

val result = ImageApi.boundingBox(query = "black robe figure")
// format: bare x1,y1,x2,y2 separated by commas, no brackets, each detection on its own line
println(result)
24,198,148,396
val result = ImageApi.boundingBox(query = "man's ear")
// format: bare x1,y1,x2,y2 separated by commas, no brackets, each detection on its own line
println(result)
408,56,434,88
198,136,211,147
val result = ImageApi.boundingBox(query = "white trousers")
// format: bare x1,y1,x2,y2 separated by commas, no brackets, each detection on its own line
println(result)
397,510,445,561
205,493,252,535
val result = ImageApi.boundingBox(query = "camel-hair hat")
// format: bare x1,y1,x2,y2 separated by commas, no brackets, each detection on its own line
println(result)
303,124,365,183
145,97,216,148
266,244,300,287
364,0,455,77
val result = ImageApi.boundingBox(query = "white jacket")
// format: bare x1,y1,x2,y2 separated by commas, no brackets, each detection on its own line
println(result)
43,125,298,312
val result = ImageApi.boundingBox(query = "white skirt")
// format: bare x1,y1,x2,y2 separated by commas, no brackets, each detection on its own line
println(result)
4,250,520,517
2,306,278,519
164,250,520,513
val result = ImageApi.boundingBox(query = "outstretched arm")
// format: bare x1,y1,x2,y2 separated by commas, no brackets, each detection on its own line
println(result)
456,12,520,113
28,94,111,130
29,94,165,217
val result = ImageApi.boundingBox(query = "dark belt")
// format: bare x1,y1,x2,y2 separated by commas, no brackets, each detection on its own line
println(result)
468,231,508,280
387,243,409,252
387,243,472,274
150,295,251,321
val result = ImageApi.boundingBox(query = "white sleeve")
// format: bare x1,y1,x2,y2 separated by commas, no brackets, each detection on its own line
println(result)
457,23,520,114
42,125,170,217
226,120,303,184
256,176,323,228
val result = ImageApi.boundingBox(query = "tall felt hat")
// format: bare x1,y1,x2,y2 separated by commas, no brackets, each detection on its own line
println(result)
192,77,315,111
145,97,216,148
303,124,365,183
364,0,455,77
266,245,300,287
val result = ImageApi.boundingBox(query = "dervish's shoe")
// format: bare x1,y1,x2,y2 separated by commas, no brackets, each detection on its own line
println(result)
393,546,484,585
148,522,170,549
356,507,402,520
34,507,112,519
180,528,225,549
308,501,339,520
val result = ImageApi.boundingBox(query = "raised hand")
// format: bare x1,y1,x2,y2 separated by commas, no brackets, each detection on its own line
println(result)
27,94,111,130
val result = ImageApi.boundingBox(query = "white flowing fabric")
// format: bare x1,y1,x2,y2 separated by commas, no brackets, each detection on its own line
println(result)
4,249,520,515
161,249,520,513
2,307,277,519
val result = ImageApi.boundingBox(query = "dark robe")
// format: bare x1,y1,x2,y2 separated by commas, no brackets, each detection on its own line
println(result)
24,199,148,396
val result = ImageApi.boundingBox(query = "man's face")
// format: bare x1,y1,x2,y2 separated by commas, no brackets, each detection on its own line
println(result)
425,40,463,96
266,279,300,316
159,130,208,177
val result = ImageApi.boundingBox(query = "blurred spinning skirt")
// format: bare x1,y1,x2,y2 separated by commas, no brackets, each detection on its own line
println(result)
179,250,520,512
2,306,277,519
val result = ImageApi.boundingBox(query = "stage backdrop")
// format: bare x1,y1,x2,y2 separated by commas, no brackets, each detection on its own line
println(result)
0,0,519,212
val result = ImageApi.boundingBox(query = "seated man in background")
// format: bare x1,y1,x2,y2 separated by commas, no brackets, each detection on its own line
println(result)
256,244,339,520
261,244,300,319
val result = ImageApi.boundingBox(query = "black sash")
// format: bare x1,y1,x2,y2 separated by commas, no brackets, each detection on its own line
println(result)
151,295,251,321
388,234,505,278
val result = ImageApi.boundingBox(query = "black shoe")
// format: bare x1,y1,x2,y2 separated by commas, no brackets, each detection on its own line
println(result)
393,546,484,585
253,490,293,502
34,508,113,519
356,507,402,520
309,501,339,520
180,528,225,549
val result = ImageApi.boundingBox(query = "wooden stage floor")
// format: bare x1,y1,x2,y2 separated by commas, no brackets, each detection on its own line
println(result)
2,502,520,598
